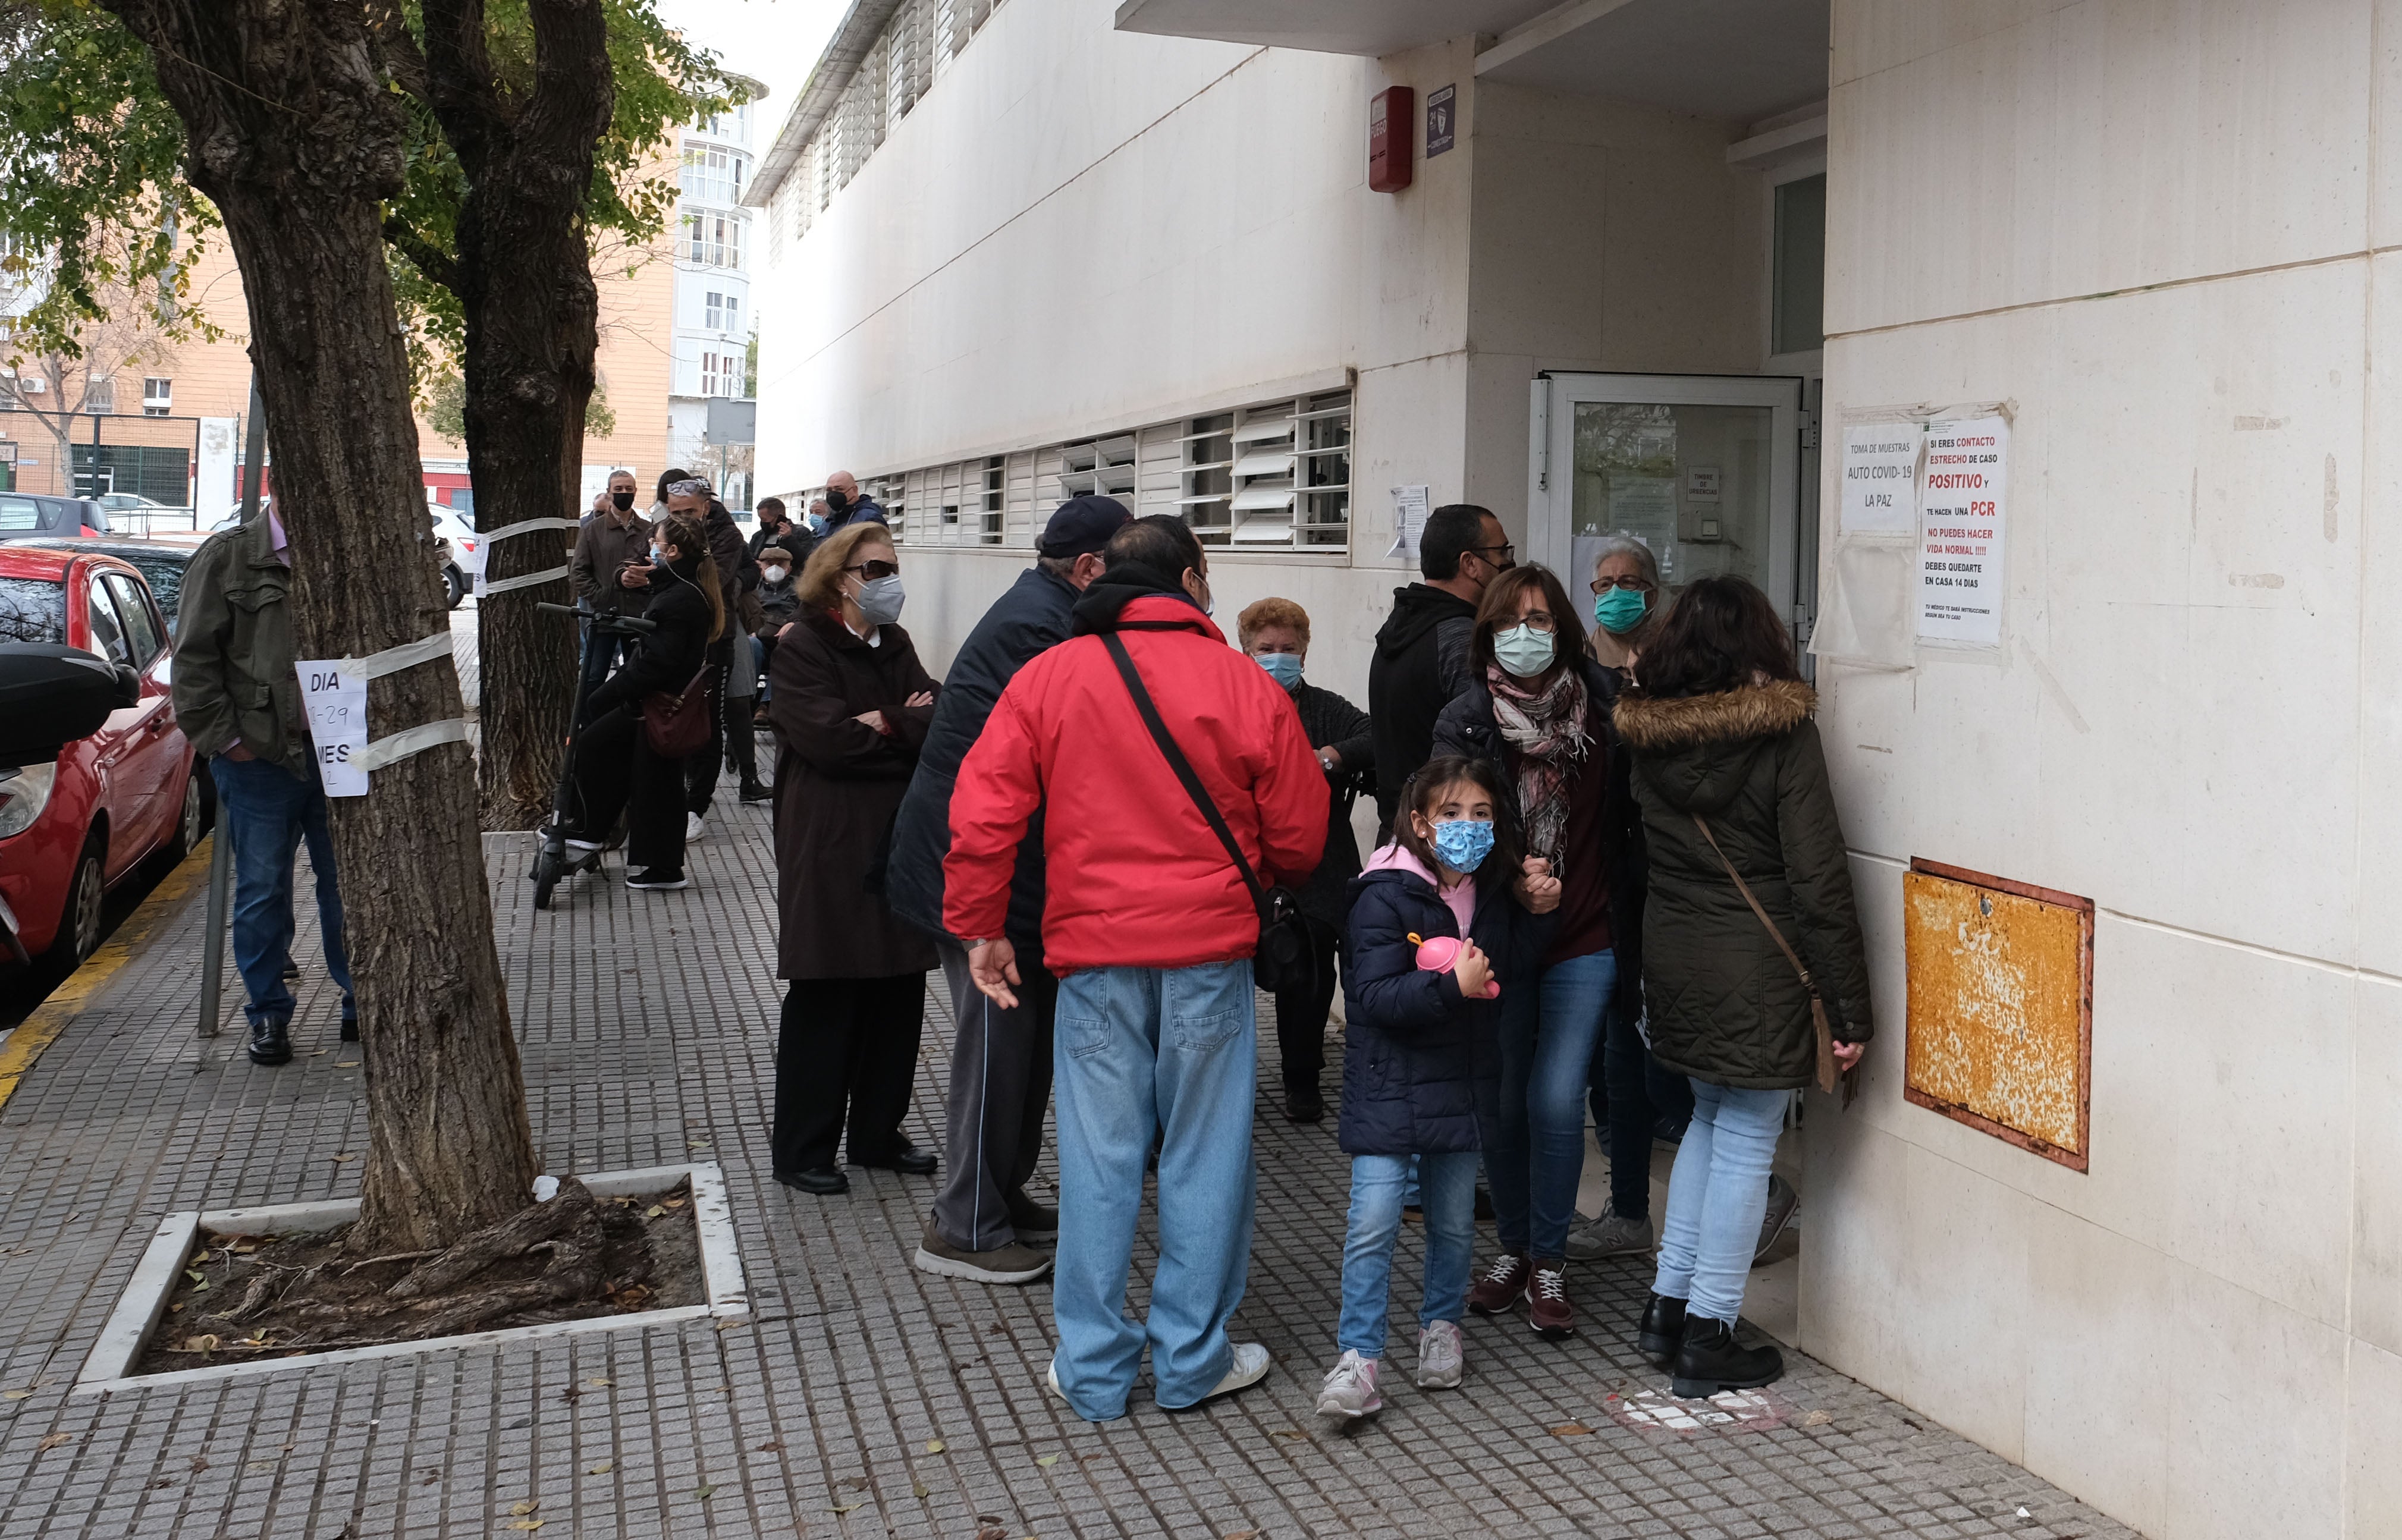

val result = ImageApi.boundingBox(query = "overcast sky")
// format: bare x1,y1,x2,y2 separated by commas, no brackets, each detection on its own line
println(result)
656,0,849,130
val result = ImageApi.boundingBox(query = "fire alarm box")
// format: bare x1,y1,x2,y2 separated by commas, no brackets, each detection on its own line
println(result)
1368,86,1415,193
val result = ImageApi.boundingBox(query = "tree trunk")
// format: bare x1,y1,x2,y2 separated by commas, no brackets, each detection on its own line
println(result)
103,0,539,1252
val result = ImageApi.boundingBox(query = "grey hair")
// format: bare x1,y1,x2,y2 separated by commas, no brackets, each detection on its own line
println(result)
1590,533,1660,587
667,478,713,498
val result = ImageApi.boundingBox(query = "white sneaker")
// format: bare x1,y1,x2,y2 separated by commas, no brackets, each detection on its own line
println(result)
1565,1209,1656,1261
1315,1350,1384,1419
685,811,707,842
1415,1321,1464,1390
1180,1341,1271,1407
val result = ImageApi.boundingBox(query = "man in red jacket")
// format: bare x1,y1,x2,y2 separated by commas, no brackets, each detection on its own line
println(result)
946,516,1327,1422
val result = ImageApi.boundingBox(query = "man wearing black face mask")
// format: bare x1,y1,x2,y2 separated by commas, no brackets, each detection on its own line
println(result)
821,470,887,533
569,468,652,705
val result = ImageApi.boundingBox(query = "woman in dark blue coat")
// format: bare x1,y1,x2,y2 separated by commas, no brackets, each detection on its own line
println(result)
1314,756,1555,1422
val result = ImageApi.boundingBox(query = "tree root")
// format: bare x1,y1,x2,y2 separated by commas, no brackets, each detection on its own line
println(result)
382,1177,596,1302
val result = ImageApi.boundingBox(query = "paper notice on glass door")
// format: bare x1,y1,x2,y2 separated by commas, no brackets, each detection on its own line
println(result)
1916,416,2007,646
1839,422,1921,533
1387,484,1429,560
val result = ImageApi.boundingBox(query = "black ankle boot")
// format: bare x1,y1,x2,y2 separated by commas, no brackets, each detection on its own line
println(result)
1672,1315,1783,1398
1637,1293,1687,1369
247,1017,293,1066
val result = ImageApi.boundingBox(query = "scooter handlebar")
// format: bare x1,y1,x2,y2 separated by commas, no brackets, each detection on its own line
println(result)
537,601,657,635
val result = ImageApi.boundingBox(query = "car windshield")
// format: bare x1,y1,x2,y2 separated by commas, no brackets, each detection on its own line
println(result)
0,576,67,644
108,554,187,628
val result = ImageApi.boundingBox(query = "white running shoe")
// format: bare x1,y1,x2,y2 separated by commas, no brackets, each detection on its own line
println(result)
1315,1350,1384,1419
685,811,707,842
1182,1341,1271,1407
1415,1321,1464,1390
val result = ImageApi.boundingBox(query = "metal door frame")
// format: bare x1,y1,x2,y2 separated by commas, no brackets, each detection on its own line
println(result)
1527,372,1810,629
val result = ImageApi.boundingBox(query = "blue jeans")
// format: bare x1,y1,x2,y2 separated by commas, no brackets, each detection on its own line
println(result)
1590,999,1694,1221
751,635,768,703
1489,948,1616,1259
1050,961,1257,1420
1337,1151,1478,1357
209,756,353,1029
1652,1080,1789,1324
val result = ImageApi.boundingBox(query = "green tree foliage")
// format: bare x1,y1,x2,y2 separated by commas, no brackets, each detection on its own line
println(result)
428,370,616,444
0,0,739,384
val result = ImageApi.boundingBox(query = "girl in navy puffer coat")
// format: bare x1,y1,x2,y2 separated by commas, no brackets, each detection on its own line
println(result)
1315,756,1558,1421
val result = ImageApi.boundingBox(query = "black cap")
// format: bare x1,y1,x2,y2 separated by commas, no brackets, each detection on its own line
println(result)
1038,495,1132,558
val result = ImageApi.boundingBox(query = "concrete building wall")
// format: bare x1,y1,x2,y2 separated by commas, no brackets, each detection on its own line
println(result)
1804,5,2400,1539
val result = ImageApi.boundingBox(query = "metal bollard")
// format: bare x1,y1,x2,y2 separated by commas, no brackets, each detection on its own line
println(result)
197,825,231,1038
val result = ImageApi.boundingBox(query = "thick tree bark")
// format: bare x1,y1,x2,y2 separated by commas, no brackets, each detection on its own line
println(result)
103,0,539,1252
415,0,615,830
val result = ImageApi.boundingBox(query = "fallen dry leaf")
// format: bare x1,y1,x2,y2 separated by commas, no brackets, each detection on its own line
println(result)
335,1060,359,1068
505,1523,542,1533
509,1500,539,1516
696,1483,717,1500
0,1390,29,1401
645,1205,665,1219
975,1525,1007,1540
1550,1423,1594,1437
912,1482,929,1498
925,1438,944,1453
1268,1429,1307,1441
1224,1532,1258,1540
586,1461,612,1476
663,1197,687,1209
755,1440,784,1453
330,1153,357,1164
830,1501,863,1514
36,1433,72,1453
183,1335,221,1354
1798,1409,1833,1428
583,1377,611,1388
1034,1455,1058,1469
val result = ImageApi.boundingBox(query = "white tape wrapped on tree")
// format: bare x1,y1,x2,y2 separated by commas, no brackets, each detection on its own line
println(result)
293,628,473,797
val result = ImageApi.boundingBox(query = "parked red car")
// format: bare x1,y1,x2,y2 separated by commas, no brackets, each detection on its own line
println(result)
0,546,201,965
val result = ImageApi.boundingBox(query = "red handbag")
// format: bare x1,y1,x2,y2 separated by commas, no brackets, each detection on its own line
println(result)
640,665,718,758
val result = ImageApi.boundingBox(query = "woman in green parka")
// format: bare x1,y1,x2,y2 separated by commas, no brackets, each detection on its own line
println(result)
1610,574,1873,1399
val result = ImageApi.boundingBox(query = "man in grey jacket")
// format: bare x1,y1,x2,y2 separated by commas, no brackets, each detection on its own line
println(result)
171,511,355,1066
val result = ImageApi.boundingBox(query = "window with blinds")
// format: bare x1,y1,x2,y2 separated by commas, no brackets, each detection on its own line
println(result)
879,389,1352,553
775,0,1006,226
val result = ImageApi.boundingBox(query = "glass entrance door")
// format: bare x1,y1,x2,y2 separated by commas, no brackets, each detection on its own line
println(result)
1528,373,1808,646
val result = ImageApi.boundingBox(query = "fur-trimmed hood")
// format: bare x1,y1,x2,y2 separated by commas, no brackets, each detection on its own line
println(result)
1612,678,1817,816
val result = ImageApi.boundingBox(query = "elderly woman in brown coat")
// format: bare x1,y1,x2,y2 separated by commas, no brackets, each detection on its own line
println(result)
768,521,942,1196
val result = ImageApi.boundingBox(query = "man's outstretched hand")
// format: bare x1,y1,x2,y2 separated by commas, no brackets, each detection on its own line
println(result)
968,938,1022,1010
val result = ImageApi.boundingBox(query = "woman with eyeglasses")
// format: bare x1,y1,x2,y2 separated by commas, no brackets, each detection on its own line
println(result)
1585,534,1662,672
767,522,944,1196
1431,563,1646,1344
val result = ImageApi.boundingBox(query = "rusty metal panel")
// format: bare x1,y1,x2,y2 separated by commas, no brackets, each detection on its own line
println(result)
1902,859,2095,1172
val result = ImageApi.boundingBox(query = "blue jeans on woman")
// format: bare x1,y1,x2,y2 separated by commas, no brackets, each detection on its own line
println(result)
1652,1080,1789,1324
1336,1151,1479,1356
1489,947,1616,1261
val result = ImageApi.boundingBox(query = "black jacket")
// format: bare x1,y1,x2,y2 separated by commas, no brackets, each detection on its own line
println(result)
753,572,800,636
1287,680,1374,926
1432,655,1647,1018
1337,860,1522,1156
886,564,1079,958
1366,584,1477,826
586,559,712,718
1613,680,1872,1089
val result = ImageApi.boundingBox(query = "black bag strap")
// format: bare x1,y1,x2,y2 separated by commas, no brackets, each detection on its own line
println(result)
1101,632,1268,909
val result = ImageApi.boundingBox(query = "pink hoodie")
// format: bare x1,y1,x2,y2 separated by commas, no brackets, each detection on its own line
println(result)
1365,840,1477,939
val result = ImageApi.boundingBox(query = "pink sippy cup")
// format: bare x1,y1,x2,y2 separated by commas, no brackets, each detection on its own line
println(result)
1415,935,1500,998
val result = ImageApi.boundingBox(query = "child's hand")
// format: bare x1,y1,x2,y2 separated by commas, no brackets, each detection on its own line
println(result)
1519,857,1562,914
1453,939,1494,998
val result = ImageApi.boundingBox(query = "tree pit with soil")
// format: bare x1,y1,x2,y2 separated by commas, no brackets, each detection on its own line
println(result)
131,1176,702,1375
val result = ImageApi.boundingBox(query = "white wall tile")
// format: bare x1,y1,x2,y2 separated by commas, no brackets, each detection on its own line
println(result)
2354,977,2402,1356
1894,1142,2030,1461
2167,1265,2350,1540
2023,1207,2172,1538
2348,1338,2402,1539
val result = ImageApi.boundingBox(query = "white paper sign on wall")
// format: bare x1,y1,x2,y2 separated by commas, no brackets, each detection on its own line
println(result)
1916,415,2008,646
1839,422,1922,534
295,662,369,797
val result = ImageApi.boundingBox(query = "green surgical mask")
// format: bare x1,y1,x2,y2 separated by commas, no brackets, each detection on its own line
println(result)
1493,624,1555,678
1594,585,1649,634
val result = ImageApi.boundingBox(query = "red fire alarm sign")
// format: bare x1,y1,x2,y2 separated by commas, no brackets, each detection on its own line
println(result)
1368,86,1415,193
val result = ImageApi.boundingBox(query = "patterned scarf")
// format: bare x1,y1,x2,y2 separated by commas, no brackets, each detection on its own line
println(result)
1486,661,1591,871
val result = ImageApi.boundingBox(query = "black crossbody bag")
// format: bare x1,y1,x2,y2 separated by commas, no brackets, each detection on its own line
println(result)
1101,633,1316,994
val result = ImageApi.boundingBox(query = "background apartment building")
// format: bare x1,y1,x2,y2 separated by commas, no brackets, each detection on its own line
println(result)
668,92,762,507
746,4,2401,1539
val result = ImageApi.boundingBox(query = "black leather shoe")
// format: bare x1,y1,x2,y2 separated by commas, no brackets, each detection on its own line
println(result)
775,1167,850,1196
1638,1292,1687,1369
247,1017,293,1066
1283,1087,1324,1123
1672,1315,1784,1398
739,780,772,804
340,1018,359,1043
858,1142,938,1176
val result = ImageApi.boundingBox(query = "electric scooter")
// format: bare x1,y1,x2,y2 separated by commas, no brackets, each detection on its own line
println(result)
529,601,658,910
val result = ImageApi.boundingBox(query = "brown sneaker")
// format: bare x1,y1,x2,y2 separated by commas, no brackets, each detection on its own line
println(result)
1526,1259,1575,1338
1467,1252,1529,1315
912,1220,1053,1284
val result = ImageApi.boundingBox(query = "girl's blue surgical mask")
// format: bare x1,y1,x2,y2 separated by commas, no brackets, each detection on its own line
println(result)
1593,585,1649,634
1255,651,1302,690
1430,818,1495,873
1493,623,1555,678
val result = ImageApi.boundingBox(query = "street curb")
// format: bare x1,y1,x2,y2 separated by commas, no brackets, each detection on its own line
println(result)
0,834,215,1115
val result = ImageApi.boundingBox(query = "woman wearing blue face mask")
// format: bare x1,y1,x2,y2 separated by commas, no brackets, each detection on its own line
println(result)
1241,597,1375,1123
1431,562,1648,1344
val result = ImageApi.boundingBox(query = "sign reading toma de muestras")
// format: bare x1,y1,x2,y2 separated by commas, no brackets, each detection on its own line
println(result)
1916,415,2008,646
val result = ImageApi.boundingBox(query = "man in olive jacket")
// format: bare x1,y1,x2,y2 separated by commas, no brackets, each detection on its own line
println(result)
886,496,1129,1287
171,511,355,1067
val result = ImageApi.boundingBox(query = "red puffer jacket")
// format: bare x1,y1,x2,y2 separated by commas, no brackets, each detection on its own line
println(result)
944,589,1329,973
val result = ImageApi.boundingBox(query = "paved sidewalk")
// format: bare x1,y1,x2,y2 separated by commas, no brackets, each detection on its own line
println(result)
0,794,2140,1540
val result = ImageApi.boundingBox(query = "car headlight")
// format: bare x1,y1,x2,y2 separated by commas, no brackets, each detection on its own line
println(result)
0,763,58,840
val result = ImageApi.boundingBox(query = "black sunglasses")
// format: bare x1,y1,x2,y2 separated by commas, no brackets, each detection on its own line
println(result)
843,559,900,582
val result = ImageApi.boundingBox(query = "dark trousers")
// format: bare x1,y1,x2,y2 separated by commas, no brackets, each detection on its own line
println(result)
576,626,630,725
1271,915,1341,1096
771,972,928,1173
684,638,733,816
566,705,688,876
723,684,759,787
1588,997,1695,1222
931,940,1056,1251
